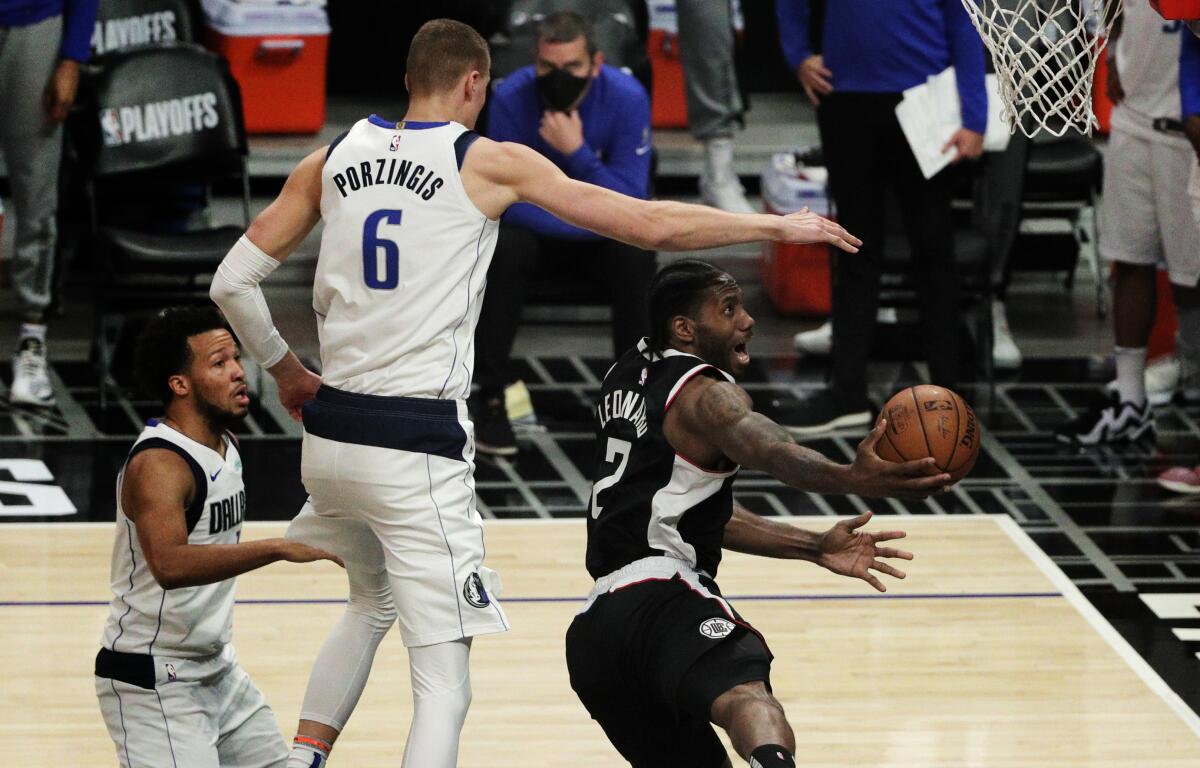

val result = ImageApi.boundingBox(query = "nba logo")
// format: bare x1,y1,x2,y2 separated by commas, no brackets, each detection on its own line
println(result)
165,663,177,681
100,109,123,147
389,134,401,151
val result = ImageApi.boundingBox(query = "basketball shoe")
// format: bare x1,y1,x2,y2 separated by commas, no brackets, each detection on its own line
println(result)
1156,465,1200,495
471,392,517,457
699,138,755,214
11,337,54,407
1056,393,1154,445
778,389,872,438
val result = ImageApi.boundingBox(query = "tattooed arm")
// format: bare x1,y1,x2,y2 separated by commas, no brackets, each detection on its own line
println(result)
664,376,950,499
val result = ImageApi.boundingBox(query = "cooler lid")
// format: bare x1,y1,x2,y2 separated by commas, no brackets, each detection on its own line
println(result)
202,0,330,37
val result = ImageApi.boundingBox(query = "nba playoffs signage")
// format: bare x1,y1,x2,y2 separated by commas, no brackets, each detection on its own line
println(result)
100,92,220,147
91,10,180,55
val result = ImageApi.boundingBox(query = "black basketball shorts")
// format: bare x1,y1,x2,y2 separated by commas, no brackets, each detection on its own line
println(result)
565,573,773,768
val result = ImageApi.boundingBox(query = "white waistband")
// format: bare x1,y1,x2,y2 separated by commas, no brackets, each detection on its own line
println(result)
582,555,709,613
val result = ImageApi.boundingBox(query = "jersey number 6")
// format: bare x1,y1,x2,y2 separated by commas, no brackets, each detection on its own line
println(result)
362,209,403,290
590,437,631,518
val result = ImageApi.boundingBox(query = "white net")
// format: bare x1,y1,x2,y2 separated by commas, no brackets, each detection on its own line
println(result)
960,0,1123,137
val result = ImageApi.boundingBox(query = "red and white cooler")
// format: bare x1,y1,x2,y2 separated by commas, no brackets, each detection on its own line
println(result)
201,0,330,134
760,152,834,316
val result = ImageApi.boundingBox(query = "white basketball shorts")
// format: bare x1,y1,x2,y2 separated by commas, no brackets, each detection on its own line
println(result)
291,386,509,648
94,644,287,768
1100,127,1200,287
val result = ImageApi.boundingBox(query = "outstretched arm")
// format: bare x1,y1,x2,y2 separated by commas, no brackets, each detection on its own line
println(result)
462,138,860,253
723,506,912,592
210,147,325,421
123,450,341,590
666,377,951,499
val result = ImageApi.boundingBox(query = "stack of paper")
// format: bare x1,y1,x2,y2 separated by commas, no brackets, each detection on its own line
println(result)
895,67,1010,179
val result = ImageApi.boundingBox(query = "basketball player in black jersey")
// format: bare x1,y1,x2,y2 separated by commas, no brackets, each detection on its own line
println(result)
567,260,949,768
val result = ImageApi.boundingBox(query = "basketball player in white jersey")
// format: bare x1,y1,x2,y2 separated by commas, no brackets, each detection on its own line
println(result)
94,306,341,768
209,19,860,768
1058,4,1200,448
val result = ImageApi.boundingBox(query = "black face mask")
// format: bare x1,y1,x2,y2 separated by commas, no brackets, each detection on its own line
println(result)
536,67,591,112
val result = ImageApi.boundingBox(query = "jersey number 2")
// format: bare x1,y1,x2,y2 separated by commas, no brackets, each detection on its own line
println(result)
590,437,631,518
362,209,403,289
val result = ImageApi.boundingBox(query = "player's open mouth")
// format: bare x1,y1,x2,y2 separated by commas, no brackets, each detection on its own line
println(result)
733,342,750,366
233,387,250,405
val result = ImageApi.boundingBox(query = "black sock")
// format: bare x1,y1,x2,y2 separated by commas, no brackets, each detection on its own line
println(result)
749,744,795,768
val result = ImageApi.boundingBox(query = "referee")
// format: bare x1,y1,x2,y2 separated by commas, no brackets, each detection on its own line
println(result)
776,0,987,436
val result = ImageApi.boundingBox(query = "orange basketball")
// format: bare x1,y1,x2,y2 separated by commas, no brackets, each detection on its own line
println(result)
873,385,980,483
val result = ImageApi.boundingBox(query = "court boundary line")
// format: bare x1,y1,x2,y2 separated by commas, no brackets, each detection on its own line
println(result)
994,513,1200,740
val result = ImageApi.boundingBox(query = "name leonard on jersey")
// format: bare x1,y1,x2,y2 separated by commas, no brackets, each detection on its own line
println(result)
597,388,648,438
331,157,445,202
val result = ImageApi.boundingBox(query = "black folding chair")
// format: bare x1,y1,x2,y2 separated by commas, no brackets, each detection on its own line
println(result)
67,43,249,405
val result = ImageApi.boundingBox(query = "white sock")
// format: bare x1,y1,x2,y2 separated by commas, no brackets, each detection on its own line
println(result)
1114,346,1148,405
19,323,46,345
288,736,331,767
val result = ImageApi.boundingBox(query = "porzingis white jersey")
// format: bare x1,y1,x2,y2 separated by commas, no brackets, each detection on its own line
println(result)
315,116,500,399
1112,1,1187,140
100,422,246,658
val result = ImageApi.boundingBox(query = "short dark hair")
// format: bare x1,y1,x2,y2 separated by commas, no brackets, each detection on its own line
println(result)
537,11,597,58
647,260,730,351
134,306,229,406
406,19,491,97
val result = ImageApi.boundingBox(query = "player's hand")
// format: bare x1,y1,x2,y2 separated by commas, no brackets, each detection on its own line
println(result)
43,59,80,123
778,207,861,253
539,109,585,156
273,539,344,568
817,511,912,592
796,55,833,106
1184,115,1200,164
942,128,984,163
845,419,951,499
1106,56,1124,105
268,353,321,423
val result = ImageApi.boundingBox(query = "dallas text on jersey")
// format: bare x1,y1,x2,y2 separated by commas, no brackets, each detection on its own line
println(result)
209,489,245,535
596,389,648,438
332,158,445,202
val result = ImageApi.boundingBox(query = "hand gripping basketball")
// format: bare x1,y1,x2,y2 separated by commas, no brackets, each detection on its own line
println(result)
778,207,861,253
846,420,952,500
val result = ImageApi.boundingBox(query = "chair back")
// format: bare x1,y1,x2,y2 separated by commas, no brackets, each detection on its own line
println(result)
90,0,196,57
72,43,246,182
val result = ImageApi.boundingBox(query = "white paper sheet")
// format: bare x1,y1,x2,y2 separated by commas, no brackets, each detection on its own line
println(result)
895,68,1011,180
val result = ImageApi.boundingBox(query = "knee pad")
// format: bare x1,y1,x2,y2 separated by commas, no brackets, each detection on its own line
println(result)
409,639,473,724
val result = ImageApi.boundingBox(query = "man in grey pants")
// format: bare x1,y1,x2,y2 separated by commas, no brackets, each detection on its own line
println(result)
676,0,754,214
0,0,97,407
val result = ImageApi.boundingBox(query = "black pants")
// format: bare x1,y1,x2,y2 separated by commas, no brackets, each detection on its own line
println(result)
818,92,962,403
474,223,656,398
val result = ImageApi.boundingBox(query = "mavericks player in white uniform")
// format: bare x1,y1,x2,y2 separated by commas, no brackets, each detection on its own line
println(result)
94,307,341,768
209,19,860,768
1058,5,1200,447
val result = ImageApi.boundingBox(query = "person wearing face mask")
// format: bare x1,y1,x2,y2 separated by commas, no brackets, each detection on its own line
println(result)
472,10,655,457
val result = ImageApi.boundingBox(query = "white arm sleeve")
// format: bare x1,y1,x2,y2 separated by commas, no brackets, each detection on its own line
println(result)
209,235,289,369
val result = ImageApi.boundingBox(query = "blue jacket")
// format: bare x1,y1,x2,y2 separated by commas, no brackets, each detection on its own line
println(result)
487,63,651,240
1183,29,1200,119
776,0,988,134
0,0,99,61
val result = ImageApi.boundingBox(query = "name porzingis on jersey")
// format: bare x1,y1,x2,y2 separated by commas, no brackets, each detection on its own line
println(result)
100,92,219,147
597,389,648,438
91,11,177,55
208,489,245,535
332,158,445,201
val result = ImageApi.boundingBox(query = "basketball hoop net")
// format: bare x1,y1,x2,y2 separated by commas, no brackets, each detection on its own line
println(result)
959,0,1123,137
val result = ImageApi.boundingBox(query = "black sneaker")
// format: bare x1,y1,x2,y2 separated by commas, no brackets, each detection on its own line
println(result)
779,389,873,438
1056,392,1155,446
472,395,517,456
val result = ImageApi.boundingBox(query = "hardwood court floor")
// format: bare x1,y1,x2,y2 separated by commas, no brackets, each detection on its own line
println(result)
4,516,1199,767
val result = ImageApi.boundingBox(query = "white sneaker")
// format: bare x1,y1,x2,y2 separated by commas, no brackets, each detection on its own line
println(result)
991,300,1023,371
1105,354,1178,407
11,338,55,407
793,321,832,356
700,137,755,214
